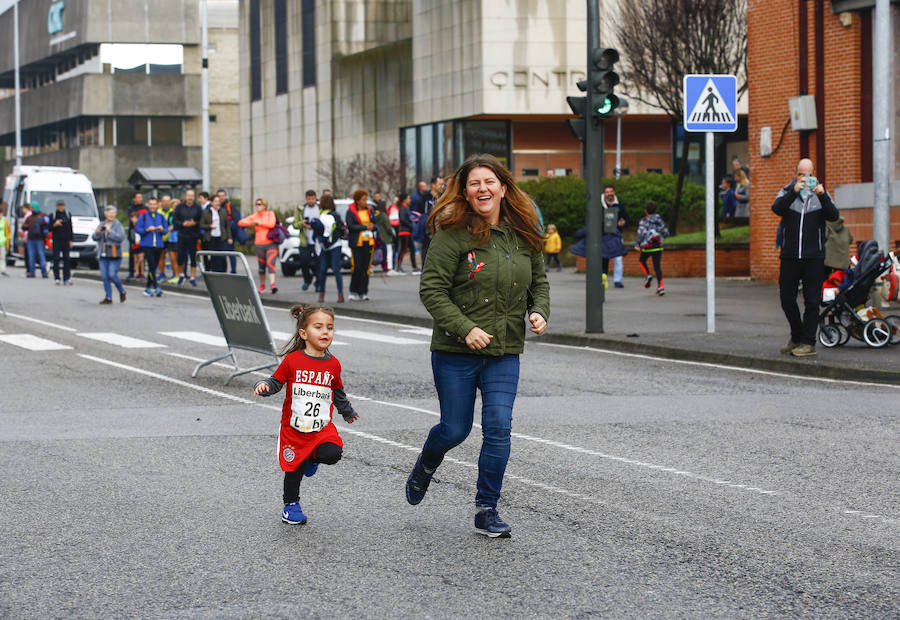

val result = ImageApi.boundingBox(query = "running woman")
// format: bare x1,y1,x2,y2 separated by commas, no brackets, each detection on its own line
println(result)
253,304,359,524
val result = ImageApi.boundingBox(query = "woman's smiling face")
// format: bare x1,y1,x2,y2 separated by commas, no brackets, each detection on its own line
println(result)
465,166,506,225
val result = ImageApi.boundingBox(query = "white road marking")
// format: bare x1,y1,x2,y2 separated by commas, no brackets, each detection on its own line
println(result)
338,329,428,345
5,312,78,332
399,327,433,336
0,334,73,351
159,331,228,347
533,341,900,390
79,353,602,505
345,393,780,496
78,332,167,349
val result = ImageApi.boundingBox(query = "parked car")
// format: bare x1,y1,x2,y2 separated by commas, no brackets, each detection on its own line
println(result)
278,198,362,277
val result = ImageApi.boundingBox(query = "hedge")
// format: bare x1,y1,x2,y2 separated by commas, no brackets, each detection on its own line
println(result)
518,172,706,241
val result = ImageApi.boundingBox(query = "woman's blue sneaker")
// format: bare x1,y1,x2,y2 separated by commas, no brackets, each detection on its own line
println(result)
405,454,433,505
474,508,511,538
281,501,307,524
304,461,318,477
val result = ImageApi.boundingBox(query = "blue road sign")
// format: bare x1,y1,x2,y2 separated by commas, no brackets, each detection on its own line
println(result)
683,74,737,132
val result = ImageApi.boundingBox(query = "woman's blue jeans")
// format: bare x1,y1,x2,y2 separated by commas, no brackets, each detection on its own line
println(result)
315,246,343,294
421,352,520,509
26,239,47,275
99,257,124,299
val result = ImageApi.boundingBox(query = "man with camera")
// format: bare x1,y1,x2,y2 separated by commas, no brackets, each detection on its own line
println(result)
771,158,839,357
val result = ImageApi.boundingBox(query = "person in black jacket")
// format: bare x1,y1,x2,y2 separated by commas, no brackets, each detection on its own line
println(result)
771,158,839,357
173,189,203,285
49,199,74,285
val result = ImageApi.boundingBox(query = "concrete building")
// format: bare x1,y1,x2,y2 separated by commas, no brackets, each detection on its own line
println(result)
0,0,240,204
239,0,749,210
747,0,899,281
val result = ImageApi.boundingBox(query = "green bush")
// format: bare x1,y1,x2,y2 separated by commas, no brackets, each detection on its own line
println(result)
519,172,706,240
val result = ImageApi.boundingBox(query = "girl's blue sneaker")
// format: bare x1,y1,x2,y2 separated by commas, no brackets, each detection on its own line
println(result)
281,501,307,524
304,461,318,477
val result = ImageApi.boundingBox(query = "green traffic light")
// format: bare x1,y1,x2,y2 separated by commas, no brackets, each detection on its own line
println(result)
595,94,620,116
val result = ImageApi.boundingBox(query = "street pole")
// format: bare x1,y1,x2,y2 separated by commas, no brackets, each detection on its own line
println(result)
585,0,604,333
201,0,211,193
13,0,23,167
615,114,622,179
872,0,892,255
613,99,628,178
705,132,715,333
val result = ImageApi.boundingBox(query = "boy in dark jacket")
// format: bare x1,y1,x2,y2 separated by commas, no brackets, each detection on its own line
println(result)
771,158,839,357
634,201,669,296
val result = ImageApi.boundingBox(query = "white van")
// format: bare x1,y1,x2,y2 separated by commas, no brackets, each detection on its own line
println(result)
3,166,101,268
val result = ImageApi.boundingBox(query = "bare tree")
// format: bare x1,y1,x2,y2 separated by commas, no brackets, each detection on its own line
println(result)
316,152,405,198
614,0,747,235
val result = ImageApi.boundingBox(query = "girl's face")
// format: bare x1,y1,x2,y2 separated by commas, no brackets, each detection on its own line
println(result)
298,311,334,355
465,166,506,225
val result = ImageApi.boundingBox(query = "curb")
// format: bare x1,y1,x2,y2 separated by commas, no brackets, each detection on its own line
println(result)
72,272,900,387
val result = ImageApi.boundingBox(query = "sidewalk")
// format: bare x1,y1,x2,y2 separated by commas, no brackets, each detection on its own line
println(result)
77,265,900,385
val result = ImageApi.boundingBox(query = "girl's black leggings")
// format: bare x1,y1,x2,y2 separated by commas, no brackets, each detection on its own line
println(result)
283,442,343,503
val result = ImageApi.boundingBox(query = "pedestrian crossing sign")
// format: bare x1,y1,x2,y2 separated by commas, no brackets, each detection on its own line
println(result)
683,74,737,132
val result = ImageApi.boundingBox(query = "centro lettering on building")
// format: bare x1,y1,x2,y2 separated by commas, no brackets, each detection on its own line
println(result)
219,295,261,324
489,68,586,90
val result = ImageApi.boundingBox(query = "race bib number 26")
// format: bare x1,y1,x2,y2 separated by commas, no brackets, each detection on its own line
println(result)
290,383,332,433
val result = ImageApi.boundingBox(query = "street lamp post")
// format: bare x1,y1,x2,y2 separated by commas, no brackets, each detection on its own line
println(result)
613,98,629,178
13,0,23,166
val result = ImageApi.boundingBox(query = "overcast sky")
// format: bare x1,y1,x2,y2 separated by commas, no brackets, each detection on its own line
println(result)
0,0,16,18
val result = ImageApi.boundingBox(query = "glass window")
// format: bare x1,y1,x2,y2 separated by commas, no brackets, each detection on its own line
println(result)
117,117,148,146
402,127,417,191
419,125,434,181
455,121,510,167
30,191,98,218
103,118,114,145
301,0,316,87
250,0,262,100
274,0,288,94
436,122,453,176
151,118,182,146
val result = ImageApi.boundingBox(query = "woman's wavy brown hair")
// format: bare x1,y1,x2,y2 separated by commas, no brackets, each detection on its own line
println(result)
426,154,543,252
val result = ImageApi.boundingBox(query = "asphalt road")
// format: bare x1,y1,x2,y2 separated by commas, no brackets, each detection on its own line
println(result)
1,275,898,618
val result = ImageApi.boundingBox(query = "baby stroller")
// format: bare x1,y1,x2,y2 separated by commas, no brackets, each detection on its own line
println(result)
818,240,900,348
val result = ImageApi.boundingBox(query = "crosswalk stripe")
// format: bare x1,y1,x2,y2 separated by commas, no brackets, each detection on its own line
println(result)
0,334,73,351
159,331,228,347
399,327,433,336
338,329,428,345
78,332,167,349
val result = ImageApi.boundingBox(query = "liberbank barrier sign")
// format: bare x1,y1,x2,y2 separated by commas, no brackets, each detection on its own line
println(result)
193,251,279,384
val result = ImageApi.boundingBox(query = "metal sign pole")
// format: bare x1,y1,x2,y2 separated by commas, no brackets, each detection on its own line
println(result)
705,131,715,333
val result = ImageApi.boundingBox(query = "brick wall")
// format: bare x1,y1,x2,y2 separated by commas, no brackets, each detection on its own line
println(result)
575,245,750,278
747,1,864,281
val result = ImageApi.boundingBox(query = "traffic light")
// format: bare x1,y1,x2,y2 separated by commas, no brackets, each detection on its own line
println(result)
566,81,588,142
589,47,619,119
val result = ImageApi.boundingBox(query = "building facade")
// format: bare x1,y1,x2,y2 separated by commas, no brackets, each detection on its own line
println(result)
240,0,750,211
0,0,240,204
747,0,899,281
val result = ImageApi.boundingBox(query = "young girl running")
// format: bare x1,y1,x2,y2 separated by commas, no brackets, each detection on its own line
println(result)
254,304,359,524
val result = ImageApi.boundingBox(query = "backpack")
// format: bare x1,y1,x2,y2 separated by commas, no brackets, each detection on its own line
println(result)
331,212,349,244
